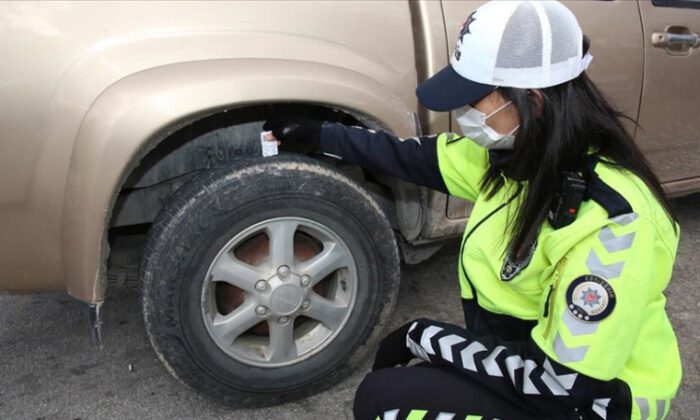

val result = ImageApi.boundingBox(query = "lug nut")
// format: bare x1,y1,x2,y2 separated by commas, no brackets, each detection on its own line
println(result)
277,265,290,278
300,275,311,287
255,280,268,292
255,306,268,316
301,300,310,310
279,316,289,324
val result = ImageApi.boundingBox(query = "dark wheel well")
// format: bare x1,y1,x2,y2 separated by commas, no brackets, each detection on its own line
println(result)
106,103,398,290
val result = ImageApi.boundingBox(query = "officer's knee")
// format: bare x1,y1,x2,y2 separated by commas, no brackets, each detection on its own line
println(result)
353,371,383,420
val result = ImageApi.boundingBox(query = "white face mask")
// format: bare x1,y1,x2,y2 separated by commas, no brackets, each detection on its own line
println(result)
455,101,520,150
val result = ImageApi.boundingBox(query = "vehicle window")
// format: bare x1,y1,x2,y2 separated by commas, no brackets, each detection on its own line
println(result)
652,0,700,10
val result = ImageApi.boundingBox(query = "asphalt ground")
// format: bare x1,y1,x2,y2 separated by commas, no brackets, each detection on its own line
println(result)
1,193,698,420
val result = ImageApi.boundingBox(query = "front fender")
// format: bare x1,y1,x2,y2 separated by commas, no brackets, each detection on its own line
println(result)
61,58,417,303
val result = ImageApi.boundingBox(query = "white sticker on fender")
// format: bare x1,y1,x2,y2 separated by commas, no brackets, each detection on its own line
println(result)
260,131,278,157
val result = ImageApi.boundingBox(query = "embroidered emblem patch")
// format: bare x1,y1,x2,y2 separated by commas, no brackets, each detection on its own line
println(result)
501,240,537,281
566,275,616,323
460,11,477,41
454,11,477,61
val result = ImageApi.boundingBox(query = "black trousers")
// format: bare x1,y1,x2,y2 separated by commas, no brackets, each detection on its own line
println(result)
353,363,585,420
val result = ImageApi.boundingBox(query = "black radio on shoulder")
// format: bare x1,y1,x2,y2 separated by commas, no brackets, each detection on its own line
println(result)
547,172,587,229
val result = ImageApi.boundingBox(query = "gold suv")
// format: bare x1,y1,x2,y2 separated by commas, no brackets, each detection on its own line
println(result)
1,0,698,406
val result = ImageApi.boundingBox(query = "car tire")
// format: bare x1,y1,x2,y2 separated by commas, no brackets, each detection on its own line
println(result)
140,154,400,407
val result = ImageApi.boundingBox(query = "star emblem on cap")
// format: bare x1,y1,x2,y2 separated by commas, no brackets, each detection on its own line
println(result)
580,287,602,307
459,11,477,42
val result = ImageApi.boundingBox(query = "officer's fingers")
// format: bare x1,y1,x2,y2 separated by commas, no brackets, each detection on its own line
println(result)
263,132,282,145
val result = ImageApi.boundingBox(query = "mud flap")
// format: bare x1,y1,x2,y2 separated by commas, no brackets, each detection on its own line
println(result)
79,300,103,347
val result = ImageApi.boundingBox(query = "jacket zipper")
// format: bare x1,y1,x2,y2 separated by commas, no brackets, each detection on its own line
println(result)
543,256,568,338
459,193,519,302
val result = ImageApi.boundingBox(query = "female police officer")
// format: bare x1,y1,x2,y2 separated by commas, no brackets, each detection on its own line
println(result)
264,1,681,419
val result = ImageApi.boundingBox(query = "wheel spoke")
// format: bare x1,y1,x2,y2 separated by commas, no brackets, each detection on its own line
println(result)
266,220,298,268
210,252,266,292
266,320,297,362
210,301,260,345
305,293,348,330
297,243,349,286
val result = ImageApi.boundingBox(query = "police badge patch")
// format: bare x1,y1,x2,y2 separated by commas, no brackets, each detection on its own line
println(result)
566,275,616,323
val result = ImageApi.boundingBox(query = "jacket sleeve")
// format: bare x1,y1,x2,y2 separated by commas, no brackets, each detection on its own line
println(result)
319,123,489,201
402,214,669,415
320,122,447,193
530,213,668,380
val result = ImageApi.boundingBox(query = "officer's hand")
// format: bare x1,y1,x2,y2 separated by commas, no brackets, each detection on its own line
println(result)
262,115,323,145
372,321,415,371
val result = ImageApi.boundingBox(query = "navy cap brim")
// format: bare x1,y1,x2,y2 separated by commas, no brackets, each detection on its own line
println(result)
416,64,497,112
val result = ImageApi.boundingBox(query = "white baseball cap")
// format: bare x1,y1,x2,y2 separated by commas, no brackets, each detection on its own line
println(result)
416,0,593,112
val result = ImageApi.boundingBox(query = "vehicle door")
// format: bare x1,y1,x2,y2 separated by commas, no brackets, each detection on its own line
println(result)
636,0,700,195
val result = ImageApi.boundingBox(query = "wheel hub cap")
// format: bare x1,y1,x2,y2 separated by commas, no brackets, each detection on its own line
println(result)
266,276,303,316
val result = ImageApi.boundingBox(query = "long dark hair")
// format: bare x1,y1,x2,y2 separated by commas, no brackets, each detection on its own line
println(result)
481,39,678,258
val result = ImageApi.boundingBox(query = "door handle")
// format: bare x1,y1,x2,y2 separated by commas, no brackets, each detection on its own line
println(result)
652,32,699,48
651,26,699,56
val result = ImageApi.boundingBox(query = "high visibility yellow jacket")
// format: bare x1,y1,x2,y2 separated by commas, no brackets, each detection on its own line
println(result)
436,133,681,420
320,123,682,420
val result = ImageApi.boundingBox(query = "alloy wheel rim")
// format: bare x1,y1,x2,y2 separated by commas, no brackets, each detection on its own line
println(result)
200,217,357,367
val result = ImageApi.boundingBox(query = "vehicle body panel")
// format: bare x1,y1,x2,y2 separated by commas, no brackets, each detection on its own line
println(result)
0,1,419,299
62,59,417,302
0,0,698,304
409,0,451,134
637,0,700,190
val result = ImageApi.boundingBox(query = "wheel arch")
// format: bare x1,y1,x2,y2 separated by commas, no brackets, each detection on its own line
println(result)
61,59,419,304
